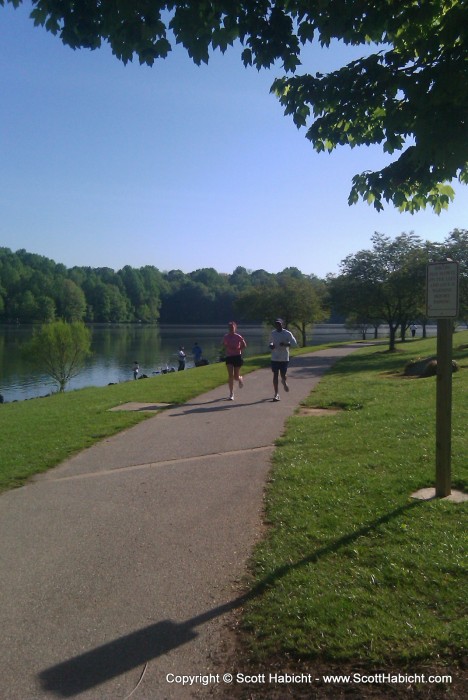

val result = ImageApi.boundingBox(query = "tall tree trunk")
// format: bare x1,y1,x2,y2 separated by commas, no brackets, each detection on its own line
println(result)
389,324,397,351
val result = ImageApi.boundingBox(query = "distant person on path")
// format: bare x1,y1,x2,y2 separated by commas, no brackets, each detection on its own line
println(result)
269,319,297,401
410,324,417,338
133,361,139,380
222,321,247,400
178,346,186,371
192,342,203,365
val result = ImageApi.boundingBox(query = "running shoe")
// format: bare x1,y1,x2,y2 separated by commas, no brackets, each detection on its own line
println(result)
273,394,280,401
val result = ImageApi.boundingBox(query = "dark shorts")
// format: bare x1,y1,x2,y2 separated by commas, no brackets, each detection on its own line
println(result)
225,355,243,368
271,361,289,374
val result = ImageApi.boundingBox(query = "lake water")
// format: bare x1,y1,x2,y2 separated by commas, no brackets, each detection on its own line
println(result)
0,323,431,403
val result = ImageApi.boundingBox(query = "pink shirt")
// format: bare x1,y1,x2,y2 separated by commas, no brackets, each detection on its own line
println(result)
223,332,246,356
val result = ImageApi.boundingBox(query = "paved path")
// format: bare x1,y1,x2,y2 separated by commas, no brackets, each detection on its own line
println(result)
0,345,360,700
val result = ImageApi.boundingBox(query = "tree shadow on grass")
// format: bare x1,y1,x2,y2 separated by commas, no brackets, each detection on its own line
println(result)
289,353,351,380
320,347,411,376
39,500,423,697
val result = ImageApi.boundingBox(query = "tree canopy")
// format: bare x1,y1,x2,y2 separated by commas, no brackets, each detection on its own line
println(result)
3,0,467,213
235,272,327,345
329,233,414,349
328,230,468,351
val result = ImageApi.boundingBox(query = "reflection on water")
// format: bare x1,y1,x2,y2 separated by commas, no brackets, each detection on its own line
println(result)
0,323,432,403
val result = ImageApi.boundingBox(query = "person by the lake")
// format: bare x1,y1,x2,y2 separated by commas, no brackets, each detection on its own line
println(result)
133,361,139,380
178,346,186,371
269,318,297,402
222,321,247,400
192,342,203,365
410,324,417,338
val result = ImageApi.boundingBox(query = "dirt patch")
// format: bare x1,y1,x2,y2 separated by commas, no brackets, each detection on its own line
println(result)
411,487,468,503
296,407,343,417
208,625,466,700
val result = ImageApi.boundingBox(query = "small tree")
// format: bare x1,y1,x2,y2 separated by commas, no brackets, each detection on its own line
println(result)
23,320,92,392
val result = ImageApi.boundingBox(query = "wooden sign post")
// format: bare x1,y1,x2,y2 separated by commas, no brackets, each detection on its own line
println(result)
426,262,459,497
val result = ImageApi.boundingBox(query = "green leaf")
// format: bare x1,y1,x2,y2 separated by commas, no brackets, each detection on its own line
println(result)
241,47,252,66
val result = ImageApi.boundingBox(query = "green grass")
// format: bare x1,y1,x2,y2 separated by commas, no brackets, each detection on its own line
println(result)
241,332,468,668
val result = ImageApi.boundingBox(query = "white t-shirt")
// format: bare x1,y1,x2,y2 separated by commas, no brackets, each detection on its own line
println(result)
270,328,297,362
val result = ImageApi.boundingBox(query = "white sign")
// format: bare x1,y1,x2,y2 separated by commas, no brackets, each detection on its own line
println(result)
426,262,459,318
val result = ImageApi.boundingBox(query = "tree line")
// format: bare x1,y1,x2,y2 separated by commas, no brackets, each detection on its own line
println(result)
0,248,327,328
0,228,467,353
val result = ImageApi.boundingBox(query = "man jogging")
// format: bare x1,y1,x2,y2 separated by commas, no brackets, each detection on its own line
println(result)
269,318,297,401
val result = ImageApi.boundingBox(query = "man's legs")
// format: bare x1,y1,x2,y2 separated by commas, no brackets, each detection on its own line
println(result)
272,362,289,400
280,364,289,391
272,367,279,398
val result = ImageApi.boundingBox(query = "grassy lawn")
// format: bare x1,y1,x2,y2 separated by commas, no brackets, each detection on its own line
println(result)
238,332,467,684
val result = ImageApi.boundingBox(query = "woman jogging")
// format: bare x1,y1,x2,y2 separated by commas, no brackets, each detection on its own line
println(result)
222,321,247,400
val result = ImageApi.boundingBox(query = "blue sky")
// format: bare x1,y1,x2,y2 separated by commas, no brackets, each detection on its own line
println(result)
1,2,467,278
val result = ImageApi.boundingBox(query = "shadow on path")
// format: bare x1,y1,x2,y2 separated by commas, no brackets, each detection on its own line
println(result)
171,398,273,416
39,500,423,697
